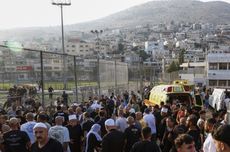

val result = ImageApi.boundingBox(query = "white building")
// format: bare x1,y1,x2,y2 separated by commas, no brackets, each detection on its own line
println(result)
179,62,206,86
144,40,165,59
207,53,230,89
65,39,93,57
184,49,205,62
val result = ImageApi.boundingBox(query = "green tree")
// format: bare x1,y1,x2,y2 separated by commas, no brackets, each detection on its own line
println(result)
137,50,149,61
167,61,179,73
179,48,185,65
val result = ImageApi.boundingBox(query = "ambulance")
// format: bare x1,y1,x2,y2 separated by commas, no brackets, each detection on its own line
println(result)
145,84,193,106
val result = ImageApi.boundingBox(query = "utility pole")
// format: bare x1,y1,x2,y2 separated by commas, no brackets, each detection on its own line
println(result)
52,0,71,90
91,30,103,95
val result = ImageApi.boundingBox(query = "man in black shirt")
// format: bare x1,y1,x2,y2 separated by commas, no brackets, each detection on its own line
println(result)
102,119,125,152
96,110,107,137
66,115,83,152
48,86,54,99
31,122,63,152
53,105,68,125
186,114,201,151
2,117,30,152
130,127,161,152
124,116,141,152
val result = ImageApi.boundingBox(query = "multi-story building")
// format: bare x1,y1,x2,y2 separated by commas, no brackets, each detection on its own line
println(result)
65,38,93,57
179,62,206,86
207,52,230,89
184,49,205,62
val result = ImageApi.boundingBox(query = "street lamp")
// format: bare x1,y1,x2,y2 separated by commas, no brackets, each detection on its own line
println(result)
52,0,71,90
91,30,103,95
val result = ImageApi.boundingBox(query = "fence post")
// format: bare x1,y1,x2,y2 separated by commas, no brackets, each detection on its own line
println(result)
97,57,101,95
40,51,45,107
115,60,118,94
74,56,78,102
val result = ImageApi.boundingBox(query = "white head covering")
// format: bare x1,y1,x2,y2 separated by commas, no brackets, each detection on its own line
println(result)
161,107,168,113
33,122,47,129
105,119,115,126
85,124,102,152
68,115,77,121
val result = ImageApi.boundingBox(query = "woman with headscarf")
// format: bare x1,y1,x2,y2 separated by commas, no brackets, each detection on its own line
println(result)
85,124,102,152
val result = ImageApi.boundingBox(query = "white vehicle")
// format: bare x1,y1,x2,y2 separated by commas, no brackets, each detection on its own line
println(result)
209,89,226,111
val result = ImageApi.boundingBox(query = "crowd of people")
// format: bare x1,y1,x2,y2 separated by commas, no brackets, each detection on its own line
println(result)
0,90,229,152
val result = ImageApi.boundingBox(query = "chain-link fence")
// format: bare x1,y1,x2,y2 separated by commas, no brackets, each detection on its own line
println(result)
0,44,141,107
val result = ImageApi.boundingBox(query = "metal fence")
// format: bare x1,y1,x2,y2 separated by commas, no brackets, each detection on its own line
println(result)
0,44,142,107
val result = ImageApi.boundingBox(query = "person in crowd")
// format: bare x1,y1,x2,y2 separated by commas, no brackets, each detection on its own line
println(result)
53,105,69,126
82,112,95,138
75,106,83,124
96,110,107,137
31,122,63,152
1,117,30,152
130,127,161,152
124,116,141,152
48,116,70,152
197,110,206,140
48,86,54,99
174,134,196,152
143,108,157,141
176,117,188,133
212,124,230,152
186,114,202,151
37,113,51,130
203,118,217,152
101,118,125,152
161,116,176,152
20,112,37,144
66,115,83,152
85,124,102,152
158,106,169,141
116,108,128,132
135,111,146,130
62,91,68,106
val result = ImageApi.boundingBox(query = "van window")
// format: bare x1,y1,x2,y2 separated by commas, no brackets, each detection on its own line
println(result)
195,95,203,106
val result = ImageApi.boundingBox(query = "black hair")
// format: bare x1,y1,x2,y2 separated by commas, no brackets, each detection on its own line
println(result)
212,124,230,147
175,134,194,149
188,114,197,126
206,118,216,126
142,127,152,139
56,106,62,111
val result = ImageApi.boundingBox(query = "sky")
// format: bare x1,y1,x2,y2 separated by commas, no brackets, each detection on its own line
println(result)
0,0,229,30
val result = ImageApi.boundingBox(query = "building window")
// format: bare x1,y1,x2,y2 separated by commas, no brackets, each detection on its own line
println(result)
219,80,227,86
44,66,52,70
228,80,230,86
209,63,218,70
72,45,75,48
209,80,217,86
228,63,230,70
219,63,227,70
19,75,24,78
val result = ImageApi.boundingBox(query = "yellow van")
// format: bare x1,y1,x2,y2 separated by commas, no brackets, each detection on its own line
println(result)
145,84,193,106
173,80,203,108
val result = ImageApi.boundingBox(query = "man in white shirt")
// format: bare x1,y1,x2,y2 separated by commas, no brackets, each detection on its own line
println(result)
49,116,70,152
203,118,217,152
143,108,157,141
116,109,128,132
20,112,37,143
